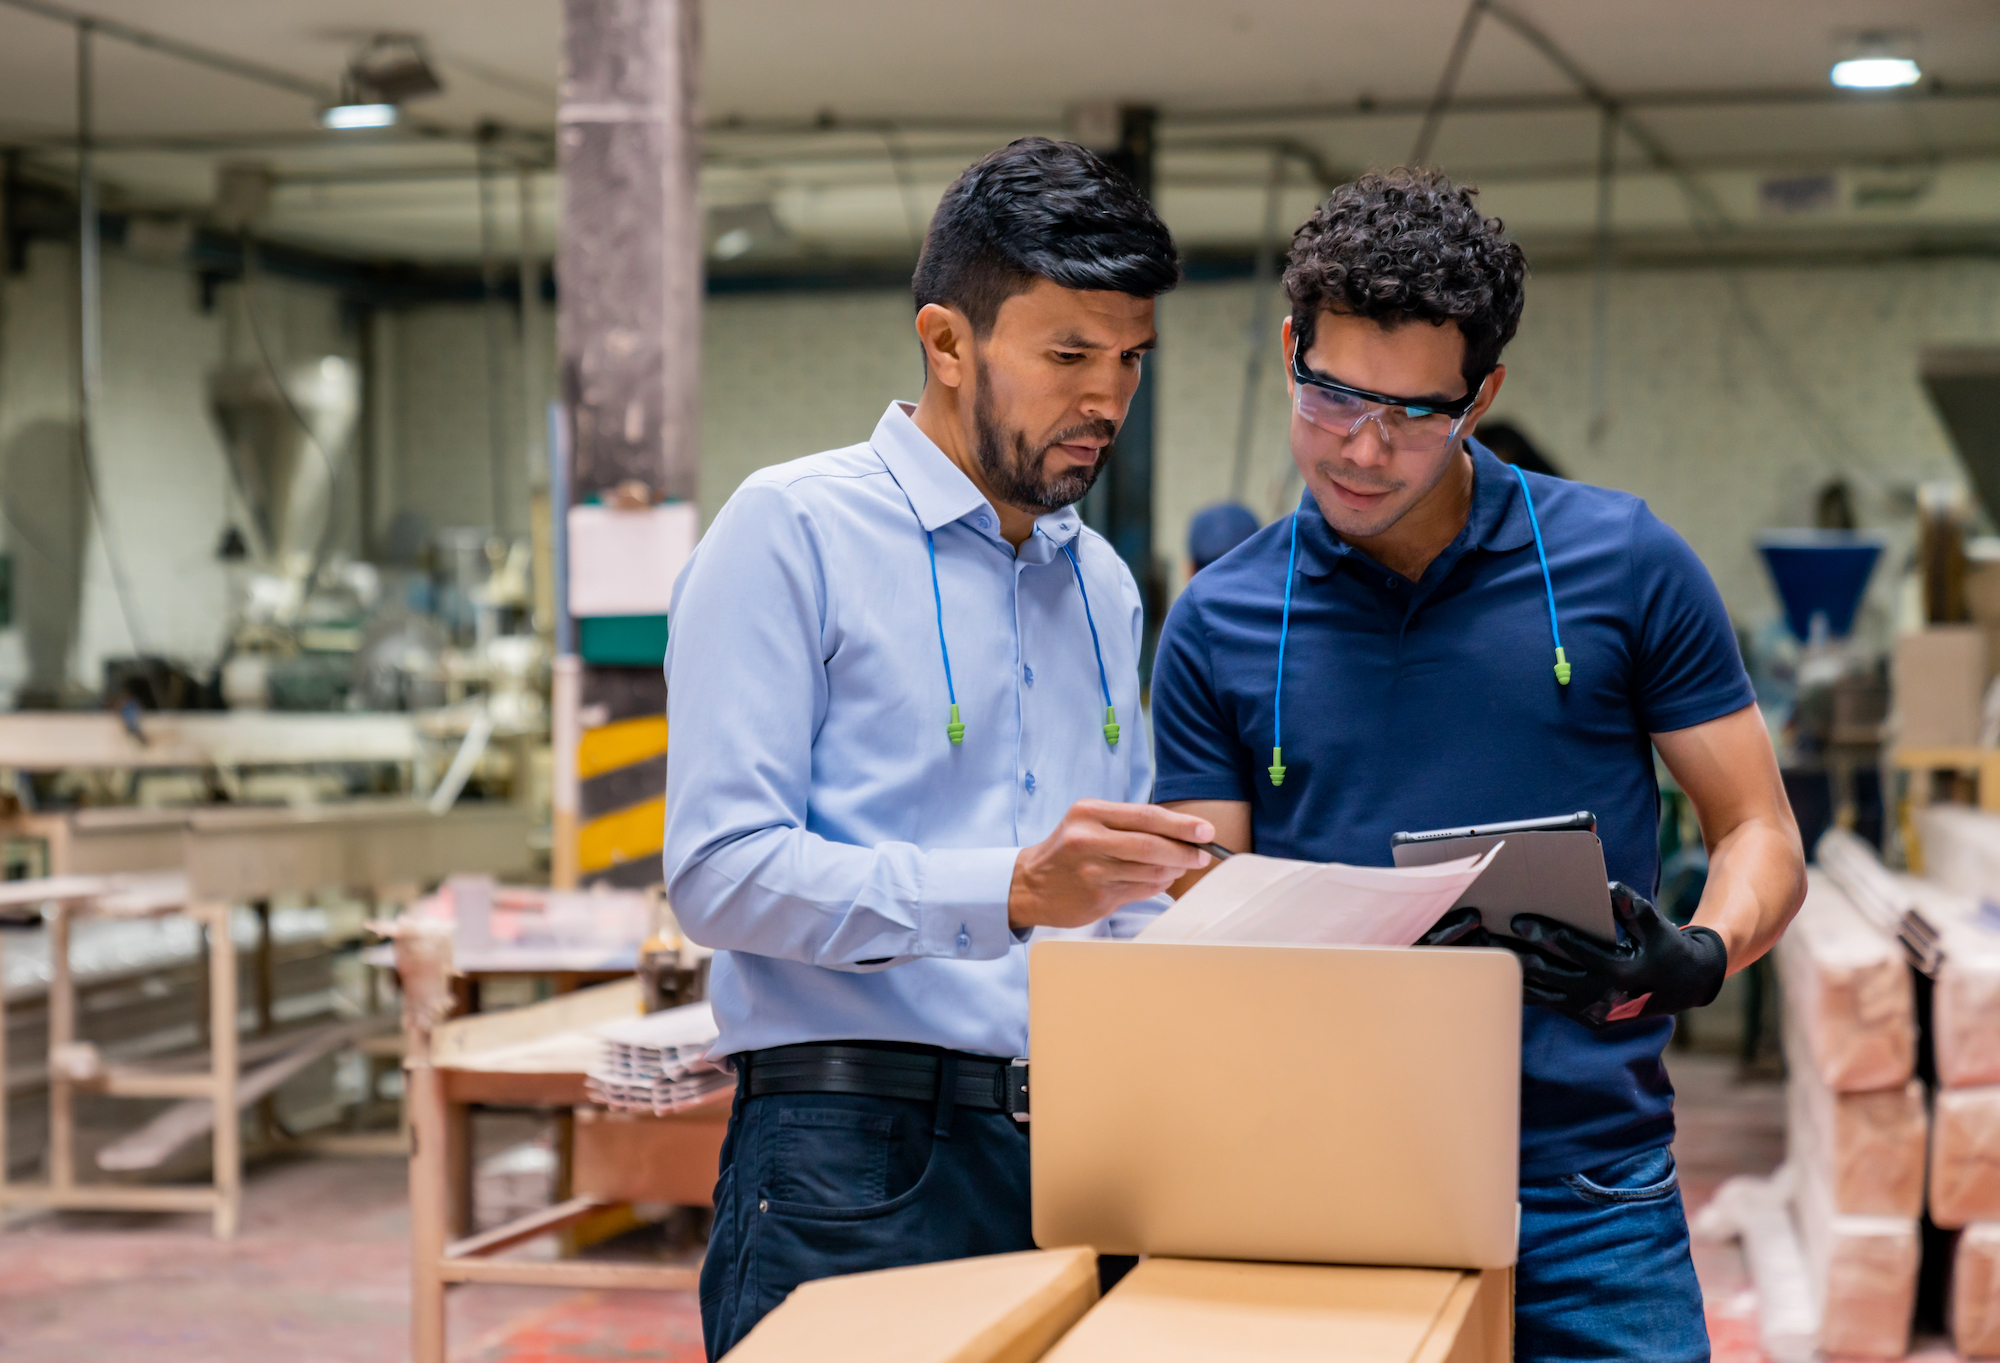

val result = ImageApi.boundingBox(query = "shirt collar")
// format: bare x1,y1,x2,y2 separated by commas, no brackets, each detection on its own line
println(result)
1291,437,1535,577
869,401,1084,549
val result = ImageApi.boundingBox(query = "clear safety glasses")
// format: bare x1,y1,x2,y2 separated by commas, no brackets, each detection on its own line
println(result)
1290,334,1488,455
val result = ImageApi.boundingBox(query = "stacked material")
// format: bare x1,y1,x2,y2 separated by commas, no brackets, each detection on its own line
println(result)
585,1000,730,1113
1910,806,2000,1356
1775,870,1921,1357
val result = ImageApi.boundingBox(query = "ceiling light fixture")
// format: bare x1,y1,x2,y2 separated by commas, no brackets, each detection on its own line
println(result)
1831,32,1922,90
319,101,399,130
319,34,442,132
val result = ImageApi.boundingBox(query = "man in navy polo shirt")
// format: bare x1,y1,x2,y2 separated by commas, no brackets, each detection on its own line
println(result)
1151,170,1806,1362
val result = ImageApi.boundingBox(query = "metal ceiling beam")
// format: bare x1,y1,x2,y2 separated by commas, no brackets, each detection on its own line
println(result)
0,0,548,152
1480,1,1731,231
1164,81,2000,128
0,0,336,102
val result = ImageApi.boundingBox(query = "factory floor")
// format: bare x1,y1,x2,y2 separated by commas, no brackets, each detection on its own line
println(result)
0,1053,1957,1362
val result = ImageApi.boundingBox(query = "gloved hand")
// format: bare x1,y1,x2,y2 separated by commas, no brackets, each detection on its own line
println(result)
1503,882,1728,1029
1416,906,1493,949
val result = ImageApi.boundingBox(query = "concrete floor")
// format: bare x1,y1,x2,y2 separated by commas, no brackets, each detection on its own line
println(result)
0,1115,704,1363
0,1052,1957,1361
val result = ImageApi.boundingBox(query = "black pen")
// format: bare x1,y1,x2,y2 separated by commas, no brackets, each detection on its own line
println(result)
1191,841,1234,860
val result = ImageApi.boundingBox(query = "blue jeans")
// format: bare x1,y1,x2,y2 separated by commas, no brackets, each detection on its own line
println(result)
1516,1146,1709,1363
698,1077,1034,1360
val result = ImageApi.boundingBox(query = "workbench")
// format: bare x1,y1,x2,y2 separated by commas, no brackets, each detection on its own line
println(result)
395,929,726,1363
0,799,535,1238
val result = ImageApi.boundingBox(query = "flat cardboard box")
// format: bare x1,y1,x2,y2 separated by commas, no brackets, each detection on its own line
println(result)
723,1246,1099,1363
1954,1223,2000,1358
1784,1020,1926,1217
1040,1258,1510,1363
1932,1087,2000,1229
1895,626,1988,749
1792,1156,1919,1358
1776,872,1915,1093
1906,810,2000,1087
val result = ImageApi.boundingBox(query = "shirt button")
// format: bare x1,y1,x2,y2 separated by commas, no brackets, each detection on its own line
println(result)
1386,576,1400,589
1024,772,1037,792
977,514,993,529
1023,665,1035,685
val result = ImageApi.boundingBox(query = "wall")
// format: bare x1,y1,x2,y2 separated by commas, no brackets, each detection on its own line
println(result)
0,241,359,700
683,260,2000,634
6,247,1998,697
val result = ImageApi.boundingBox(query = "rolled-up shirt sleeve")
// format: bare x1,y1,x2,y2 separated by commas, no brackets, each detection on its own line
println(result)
663,479,1018,971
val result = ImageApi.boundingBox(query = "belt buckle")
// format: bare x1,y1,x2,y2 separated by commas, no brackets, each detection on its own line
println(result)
1005,1058,1030,1122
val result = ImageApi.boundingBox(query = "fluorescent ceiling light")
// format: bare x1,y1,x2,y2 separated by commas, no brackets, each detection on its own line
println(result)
1831,55,1921,88
319,102,400,130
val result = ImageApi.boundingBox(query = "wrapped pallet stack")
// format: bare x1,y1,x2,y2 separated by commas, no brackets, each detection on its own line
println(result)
1910,805,2000,1357
1775,869,1922,1357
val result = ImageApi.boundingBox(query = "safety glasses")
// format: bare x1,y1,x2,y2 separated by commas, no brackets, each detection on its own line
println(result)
1290,334,1488,454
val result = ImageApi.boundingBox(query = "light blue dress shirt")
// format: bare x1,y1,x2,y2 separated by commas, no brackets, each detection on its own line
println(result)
664,402,1155,1060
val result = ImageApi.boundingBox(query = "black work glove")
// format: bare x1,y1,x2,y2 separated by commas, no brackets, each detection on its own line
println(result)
1503,882,1728,1029
1416,906,1493,949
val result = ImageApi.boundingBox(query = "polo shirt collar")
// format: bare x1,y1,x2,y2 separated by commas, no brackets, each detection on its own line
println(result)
869,401,1084,549
1467,439,1538,554
1290,437,1535,577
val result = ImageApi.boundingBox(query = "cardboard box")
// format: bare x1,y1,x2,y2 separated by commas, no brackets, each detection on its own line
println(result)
1792,1161,1919,1358
728,1250,1508,1363
572,1102,729,1208
1041,1258,1509,1363
724,1247,1099,1363
1933,1087,2000,1229
1894,626,1989,749
1775,872,1915,1093
1954,1223,2000,1357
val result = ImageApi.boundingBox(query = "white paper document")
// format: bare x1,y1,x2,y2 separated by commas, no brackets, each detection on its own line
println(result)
1136,844,1503,948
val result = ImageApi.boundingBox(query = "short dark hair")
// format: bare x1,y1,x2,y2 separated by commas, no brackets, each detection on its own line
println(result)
913,137,1180,333
1283,168,1527,394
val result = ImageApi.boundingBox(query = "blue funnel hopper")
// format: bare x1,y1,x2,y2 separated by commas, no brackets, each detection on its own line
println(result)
1756,531,1884,641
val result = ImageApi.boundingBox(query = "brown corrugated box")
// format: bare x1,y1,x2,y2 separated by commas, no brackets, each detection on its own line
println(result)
1894,626,1989,749
724,1249,1510,1363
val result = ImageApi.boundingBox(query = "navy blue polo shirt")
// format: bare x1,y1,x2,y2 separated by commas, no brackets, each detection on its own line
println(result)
1151,441,1755,1178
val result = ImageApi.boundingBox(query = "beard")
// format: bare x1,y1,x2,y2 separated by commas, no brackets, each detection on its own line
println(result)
972,380,1114,514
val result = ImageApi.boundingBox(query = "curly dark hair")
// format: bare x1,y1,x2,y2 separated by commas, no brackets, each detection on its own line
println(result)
1282,168,1527,395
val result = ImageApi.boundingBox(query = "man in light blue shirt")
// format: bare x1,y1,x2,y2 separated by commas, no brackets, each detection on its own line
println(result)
666,138,1216,1357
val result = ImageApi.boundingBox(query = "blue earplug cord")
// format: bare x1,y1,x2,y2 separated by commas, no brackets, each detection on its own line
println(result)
924,525,1119,749
1268,465,1569,788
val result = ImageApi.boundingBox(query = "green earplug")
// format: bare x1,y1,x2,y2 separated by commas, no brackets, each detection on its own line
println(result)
1103,705,1120,746
946,704,965,744
1554,647,1572,686
1269,747,1286,787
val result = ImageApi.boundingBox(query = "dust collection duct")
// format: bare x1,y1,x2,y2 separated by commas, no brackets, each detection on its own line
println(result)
1924,347,2000,527
206,357,359,569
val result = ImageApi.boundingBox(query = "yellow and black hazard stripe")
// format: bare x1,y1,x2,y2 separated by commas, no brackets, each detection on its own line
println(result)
577,667,669,889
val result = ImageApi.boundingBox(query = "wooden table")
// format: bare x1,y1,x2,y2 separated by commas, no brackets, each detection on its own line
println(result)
396,930,727,1363
0,800,536,1239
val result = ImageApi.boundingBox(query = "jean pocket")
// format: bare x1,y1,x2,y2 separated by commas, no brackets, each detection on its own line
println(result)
1562,1147,1680,1206
769,1107,898,1210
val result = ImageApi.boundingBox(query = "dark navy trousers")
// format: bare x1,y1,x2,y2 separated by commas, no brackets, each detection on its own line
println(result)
698,1070,1035,1360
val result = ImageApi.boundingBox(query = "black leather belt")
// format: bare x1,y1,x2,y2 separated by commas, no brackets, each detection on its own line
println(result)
740,1042,1031,1121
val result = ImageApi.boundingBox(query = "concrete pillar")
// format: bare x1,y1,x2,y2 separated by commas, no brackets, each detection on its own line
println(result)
1084,105,1162,667
557,0,702,502
555,0,701,888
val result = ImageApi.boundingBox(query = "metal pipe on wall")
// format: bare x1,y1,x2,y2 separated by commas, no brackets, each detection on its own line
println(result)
1587,106,1617,447
72,16,146,657
476,129,511,532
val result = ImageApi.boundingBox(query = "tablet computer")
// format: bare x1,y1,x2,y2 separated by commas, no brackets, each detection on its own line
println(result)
1391,812,1616,942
